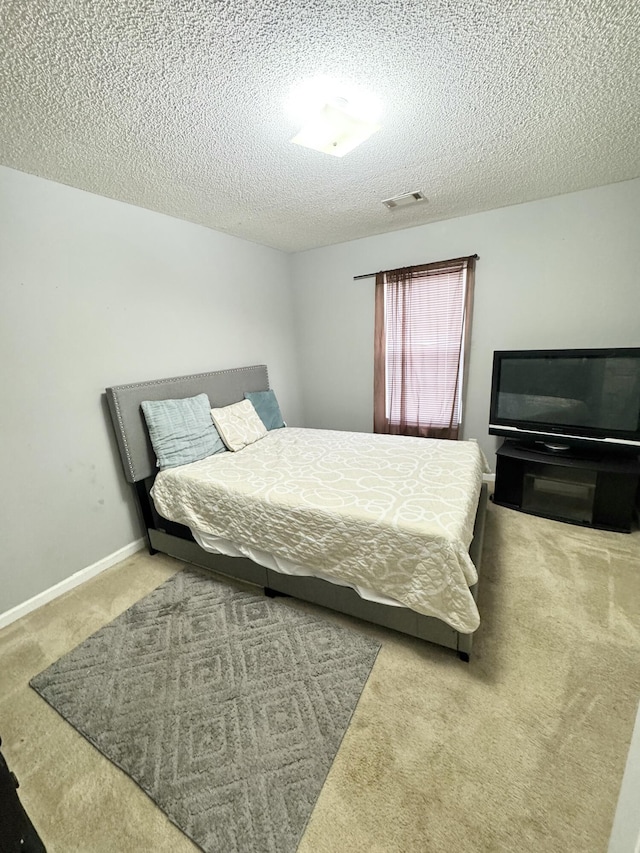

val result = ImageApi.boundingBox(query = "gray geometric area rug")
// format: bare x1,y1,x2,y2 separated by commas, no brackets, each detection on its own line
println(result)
30,568,380,853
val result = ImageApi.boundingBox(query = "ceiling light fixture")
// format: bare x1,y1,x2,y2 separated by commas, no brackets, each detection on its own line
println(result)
288,81,382,157
291,99,380,157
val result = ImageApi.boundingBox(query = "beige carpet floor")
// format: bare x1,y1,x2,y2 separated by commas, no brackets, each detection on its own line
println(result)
1,501,639,853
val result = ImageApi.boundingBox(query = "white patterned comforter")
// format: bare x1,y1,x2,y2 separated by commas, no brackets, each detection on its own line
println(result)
151,428,487,633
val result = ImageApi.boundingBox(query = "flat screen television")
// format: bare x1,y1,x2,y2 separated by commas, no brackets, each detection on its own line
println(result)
489,348,640,453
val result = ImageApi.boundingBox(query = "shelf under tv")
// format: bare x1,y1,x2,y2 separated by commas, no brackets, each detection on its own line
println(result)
492,439,640,533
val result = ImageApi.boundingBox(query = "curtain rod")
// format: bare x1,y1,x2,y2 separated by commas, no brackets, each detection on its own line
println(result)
353,253,479,280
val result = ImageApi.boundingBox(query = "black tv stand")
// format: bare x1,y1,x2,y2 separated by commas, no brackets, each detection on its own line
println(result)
492,440,640,532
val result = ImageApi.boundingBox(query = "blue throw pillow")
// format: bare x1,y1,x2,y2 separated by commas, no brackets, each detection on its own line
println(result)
244,390,285,431
141,394,226,469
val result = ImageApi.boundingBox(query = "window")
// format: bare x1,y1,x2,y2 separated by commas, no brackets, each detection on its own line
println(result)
373,255,476,440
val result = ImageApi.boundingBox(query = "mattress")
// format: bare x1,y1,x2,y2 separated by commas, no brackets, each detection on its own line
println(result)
150,428,487,633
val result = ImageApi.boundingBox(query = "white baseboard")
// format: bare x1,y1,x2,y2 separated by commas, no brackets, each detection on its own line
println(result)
0,538,146,631
482,472,496,484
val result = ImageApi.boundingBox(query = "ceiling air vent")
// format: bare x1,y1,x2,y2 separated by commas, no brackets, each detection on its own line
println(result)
382,191,427,210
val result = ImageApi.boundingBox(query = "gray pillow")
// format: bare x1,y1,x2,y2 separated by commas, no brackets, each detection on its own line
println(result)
141,394,226,469
244,389,285,431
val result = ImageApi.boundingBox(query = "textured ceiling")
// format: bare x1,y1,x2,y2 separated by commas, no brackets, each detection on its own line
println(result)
1,0,639,252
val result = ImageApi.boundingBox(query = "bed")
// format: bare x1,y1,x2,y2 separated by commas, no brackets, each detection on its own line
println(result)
106,364,488,660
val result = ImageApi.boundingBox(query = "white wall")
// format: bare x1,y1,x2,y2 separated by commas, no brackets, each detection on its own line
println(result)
608,700,640,853
0,166,300,613
289,178,640,464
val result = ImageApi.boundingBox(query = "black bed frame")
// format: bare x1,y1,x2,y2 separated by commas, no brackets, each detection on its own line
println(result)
107,365,487,661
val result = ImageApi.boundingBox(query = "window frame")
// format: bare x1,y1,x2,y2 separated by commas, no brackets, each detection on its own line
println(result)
373,255,476,440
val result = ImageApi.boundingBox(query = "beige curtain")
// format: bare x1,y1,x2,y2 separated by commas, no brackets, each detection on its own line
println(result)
374,255,476,440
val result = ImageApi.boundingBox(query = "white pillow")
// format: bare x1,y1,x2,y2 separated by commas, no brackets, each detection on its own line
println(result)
210,399,267,452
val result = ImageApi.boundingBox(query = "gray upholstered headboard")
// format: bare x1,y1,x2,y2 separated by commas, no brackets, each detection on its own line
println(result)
106,364,270,483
